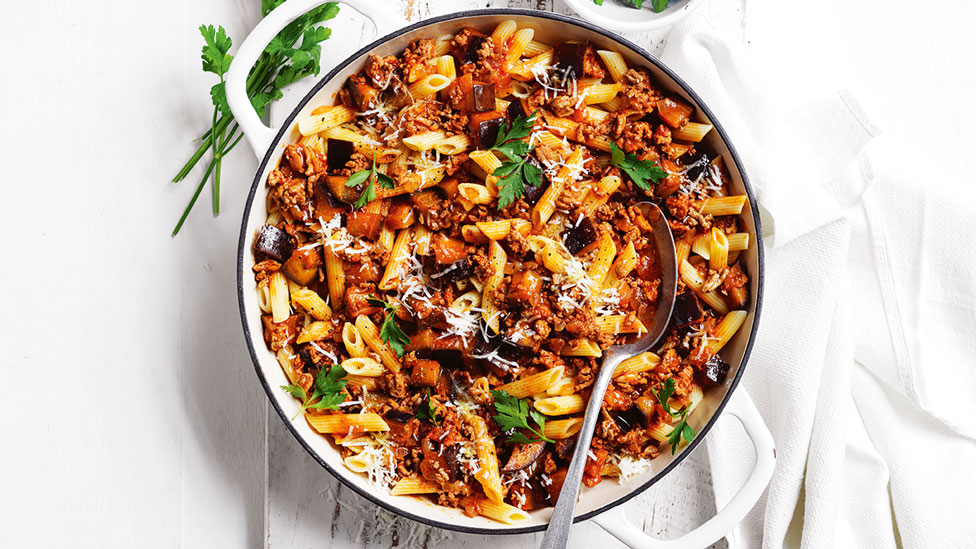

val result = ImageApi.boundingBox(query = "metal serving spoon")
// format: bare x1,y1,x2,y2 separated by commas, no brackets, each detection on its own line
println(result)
541,202,677,549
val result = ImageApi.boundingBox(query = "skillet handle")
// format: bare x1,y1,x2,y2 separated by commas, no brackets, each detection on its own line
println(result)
593,391,776,548
225,0,406,159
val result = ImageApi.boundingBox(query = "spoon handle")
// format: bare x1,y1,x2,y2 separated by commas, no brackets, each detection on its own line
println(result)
540,351,626,549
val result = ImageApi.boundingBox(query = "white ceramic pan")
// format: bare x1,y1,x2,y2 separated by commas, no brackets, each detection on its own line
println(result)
229,2,775,546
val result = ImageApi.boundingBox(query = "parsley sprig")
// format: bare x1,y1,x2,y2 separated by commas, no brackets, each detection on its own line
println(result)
609,142,669,192
593,0,670,12
416,389,439,426
346,153,395,209
651,378,696,455
172,1,341,235
366,297,410,357
490,111,543,208
491,389,554,444
280,363,348,420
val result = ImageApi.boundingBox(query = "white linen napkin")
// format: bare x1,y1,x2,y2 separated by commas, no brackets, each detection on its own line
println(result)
657,13,976,548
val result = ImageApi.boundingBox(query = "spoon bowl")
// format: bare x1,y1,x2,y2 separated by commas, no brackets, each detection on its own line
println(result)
540,201,677,549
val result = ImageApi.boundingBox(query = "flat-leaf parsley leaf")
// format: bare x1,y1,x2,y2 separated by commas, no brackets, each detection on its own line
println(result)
490,111,543,208
609,142,669,192
650,378,696,454
280,363,348,420
491,389,554,444
366,297,410,357
347,153,395,209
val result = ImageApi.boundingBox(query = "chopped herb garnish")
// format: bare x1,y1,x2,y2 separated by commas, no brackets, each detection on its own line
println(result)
490,111,543,208
416,389,439,426
593,0,671,12
280,362,348,420
491,389,554,444
609,142,669,192
366,296,410,357
346,152,395,209
650,378,696,455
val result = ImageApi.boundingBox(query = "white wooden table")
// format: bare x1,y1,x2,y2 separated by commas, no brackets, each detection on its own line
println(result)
1,0,974,547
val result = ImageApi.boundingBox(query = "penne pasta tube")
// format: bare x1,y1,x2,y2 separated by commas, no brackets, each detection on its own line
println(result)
403,131,448,152
727,232,750,251
596,315,648,335
671,122,713,142
612,351,661,378
269,271,290,323
307,413,390,434
391,477,440,496
506,28,534,64
341,356,385,377
408,73,452,99
291,288,331,320
481,241,507,333
296,321,334,344
477,499,529,525
559,339,602,357
475,220,512,240
342,322,368,358
298,106,355,136
496,366,565,399
701,195,748,217
597,49,629,82
708,310,748,353
355,316,401,373
709,227,729,269
534,395,586,416
491,20,517,45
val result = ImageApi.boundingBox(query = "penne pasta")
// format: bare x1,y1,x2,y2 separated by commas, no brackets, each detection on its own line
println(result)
355,316,401,373
672,122,713,142
477,499,529,524
534,395,586,416
307,413,390,434
341,356,385,377
496,366,564,399
298,105,355,136
391,477,440,496
408,73,452,99
701,195,748,216
559,339,602,357
597,49,629,82
543,418,583,440
481,241,507,334
269,271,290,323
342,322,368,358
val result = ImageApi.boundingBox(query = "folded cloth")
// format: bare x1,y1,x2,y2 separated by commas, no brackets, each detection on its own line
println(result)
657,13,976,548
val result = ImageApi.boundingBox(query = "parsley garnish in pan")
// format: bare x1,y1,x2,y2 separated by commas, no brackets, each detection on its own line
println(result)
346,153,395,209
491,389,555,444
366,297,410,357
490,111,543,209
280,363,348,420
609,142,669,192
416,389,440,426
650,378,696,455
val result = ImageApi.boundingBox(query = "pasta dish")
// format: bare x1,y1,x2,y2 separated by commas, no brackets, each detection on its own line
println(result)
251,20,751,524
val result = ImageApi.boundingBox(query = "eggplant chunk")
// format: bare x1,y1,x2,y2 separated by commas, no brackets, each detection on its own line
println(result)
562,216,597,255
507,97,527,122
462,34,487,64
281,247,321,286
254,225,293,262
611,405,647,431
554,42,588,78
432,349,465,370
683,151,711,182
430,257,472,285
501,441,546,473
471,81,496,112
384,409,415,423
471,114,504,149
702,354,730,386
672,292,704,327
554,437,577,460
326,139,355,172
324,174,362,204
521,158,546,205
